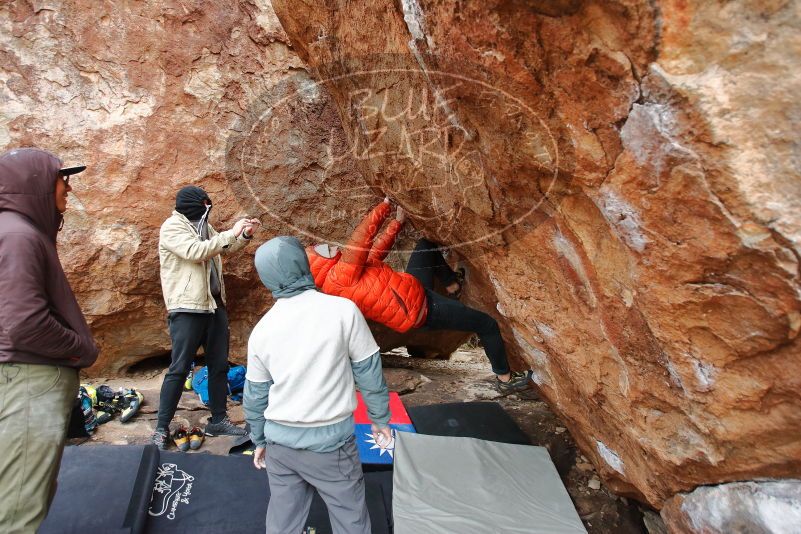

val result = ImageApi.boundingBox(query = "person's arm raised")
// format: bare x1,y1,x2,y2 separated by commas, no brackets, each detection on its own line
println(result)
334,199,392,285
160,217,252,263
214,218,261,255
368,206,405,263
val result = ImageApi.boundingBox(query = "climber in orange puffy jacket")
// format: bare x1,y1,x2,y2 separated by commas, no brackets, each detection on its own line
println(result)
306,199,533,395
307,199,426,332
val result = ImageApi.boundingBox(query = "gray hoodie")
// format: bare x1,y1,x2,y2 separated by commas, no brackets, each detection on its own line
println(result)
0,148,98,368
244,236,390,452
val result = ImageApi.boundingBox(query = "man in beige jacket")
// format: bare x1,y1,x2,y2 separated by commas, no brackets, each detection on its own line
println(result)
152,185,259,449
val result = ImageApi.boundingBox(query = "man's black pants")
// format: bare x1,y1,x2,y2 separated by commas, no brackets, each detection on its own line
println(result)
406,239,510,375
157,308,229,429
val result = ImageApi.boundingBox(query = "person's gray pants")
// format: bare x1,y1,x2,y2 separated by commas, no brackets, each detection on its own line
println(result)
264,436,371,534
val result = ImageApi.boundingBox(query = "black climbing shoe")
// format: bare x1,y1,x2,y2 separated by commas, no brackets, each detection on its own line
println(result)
204,416,246,437
447,267,466,299
495,370,533,396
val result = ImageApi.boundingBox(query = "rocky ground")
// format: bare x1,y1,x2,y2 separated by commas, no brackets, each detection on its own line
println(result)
74,347,660,533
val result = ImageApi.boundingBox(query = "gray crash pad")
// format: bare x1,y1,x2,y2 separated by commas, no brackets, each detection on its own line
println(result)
393,432,586,534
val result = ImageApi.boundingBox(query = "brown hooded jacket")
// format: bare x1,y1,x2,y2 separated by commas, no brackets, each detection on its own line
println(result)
0,148,98,368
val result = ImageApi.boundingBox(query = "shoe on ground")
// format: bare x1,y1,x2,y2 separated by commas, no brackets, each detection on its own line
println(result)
189,427,205,450
495,370,533,396
151,428,169,451
96,400,121,424
119,389,144,423
204,416,247,437
173,427,190,452
96,406,113,425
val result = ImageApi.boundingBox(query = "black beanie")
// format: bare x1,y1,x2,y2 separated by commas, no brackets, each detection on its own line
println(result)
175,186,211,220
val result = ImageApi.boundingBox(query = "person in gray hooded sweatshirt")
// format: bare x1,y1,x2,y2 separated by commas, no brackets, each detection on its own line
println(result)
244,236,392,534
0,148,99,532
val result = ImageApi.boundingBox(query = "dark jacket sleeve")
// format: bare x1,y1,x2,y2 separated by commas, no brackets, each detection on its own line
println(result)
0,233,91,361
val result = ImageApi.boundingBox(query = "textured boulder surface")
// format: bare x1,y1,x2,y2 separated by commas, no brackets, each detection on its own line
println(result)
660,480,801,533
0,0,397,373
3,0,800,514
270,0,801,506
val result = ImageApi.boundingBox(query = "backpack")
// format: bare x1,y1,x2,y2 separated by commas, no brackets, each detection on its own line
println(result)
191,365,247,405
78,386,97,434
191,366,211,405
227,365,246,393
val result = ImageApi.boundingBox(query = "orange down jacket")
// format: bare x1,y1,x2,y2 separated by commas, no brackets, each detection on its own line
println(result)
306,202,427,333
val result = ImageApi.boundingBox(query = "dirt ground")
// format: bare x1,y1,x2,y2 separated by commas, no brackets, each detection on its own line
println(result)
75,346,657,533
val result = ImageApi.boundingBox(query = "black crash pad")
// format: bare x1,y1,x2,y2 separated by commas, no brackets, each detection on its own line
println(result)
407,401,530,445
42,444,392,534
43,402,527,534
147,451,392,534
40,445,158,534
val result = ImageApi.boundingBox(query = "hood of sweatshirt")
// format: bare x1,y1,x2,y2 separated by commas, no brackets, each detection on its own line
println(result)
0,148,63,242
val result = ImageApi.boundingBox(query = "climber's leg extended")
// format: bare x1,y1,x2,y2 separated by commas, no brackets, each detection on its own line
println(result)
406,238,460,294
422,290,532,394
422,290,506,370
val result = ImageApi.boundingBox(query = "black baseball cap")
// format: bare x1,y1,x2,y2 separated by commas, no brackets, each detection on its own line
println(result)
59,165,86,176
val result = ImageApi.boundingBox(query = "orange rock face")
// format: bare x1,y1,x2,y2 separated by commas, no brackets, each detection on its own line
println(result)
270,0,801,506
1,0,463,375
0,1,381,373
3,0,800,510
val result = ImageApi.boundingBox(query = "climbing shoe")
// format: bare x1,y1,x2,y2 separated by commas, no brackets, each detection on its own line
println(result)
95,410,112,425
495,370,533,396
151,428,169,451
189,427,205,450
447,267,466,299
118,389,144,423
95,402,117,425
204,416,247,437
173,427,190,452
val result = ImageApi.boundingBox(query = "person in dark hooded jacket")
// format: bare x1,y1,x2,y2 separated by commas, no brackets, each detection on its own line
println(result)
0,147,99,532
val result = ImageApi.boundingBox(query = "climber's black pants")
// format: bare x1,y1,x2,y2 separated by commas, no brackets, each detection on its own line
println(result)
157,309,229,429
406,239,510,375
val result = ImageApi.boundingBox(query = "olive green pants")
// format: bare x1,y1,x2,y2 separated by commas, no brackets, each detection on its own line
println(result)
0,363,78,534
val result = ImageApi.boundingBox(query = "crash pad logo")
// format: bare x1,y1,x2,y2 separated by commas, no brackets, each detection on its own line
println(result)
149,463,195,520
